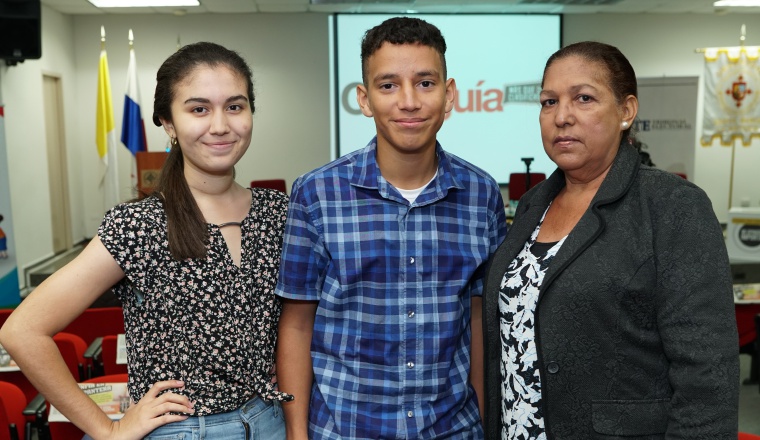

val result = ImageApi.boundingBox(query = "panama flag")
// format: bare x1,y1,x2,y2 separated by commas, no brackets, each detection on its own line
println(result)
96,26,120,209
121,30,147,189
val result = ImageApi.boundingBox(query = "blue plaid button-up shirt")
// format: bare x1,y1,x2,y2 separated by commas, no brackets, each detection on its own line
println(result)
276,139,507,439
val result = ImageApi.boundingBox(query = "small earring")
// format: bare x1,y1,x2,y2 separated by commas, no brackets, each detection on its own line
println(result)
170,137,178,148
621,121,629,129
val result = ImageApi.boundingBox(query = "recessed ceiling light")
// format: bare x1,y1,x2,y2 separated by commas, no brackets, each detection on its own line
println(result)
88,0,200,7
714,0,760,6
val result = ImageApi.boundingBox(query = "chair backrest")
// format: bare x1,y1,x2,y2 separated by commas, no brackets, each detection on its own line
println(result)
0,309,13,330
250,179,287,193
62,307,124,346
85,374,128,384
736,303,760,348
101,336,128,376
53,332,87,381
0,372,35,406
0,381,26,440
508,172,546,201
47,416,82,440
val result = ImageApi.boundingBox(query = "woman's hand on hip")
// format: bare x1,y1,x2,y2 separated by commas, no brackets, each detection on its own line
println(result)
107,380,194,440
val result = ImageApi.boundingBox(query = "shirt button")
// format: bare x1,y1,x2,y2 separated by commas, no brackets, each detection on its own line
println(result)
407,310,415,318
409,257,415,264
407,361,415,368
407,411,413,418
546,361,560,374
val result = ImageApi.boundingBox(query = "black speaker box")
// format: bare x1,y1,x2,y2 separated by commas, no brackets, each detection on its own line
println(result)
0,0,42,63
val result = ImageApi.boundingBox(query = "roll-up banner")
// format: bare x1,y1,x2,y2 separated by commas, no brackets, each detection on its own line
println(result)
0,105,21,307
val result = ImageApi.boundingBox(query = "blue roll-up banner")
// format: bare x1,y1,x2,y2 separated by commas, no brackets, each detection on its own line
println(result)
0,105,21,307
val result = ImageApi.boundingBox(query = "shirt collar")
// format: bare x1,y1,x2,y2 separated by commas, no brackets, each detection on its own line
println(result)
349,137,463,205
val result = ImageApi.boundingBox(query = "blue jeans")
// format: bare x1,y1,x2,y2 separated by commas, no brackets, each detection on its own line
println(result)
142,397,285,440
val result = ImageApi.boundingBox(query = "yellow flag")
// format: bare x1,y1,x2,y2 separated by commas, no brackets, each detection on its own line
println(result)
96,48,115,162
96,38,120,208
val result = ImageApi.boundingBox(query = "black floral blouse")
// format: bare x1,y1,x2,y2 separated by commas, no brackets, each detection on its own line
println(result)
98,188,290,416
499,207,565,440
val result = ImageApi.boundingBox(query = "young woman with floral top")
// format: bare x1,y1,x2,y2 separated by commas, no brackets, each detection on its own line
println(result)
0,42,289,440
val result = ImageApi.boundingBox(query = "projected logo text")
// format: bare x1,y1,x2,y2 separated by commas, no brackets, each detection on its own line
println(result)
341,81,540,117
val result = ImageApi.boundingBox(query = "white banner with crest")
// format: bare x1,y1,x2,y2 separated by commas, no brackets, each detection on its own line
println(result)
701,47,760,146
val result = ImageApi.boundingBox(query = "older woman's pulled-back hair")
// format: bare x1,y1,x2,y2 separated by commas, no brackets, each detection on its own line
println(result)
542,41,637,140
150,42,255,260
152,41,255,127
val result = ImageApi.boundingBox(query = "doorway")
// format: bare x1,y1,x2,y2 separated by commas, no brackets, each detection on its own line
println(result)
43,74,72,254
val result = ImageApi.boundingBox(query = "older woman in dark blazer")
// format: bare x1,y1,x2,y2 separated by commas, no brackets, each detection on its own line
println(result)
482,41,738,439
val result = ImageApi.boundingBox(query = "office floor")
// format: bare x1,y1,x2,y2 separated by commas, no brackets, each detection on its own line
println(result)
740,353,760,434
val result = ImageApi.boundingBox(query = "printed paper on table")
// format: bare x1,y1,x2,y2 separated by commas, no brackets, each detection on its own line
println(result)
49,382,130,422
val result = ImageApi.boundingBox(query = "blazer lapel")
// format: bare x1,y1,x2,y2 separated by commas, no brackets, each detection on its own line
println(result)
537,144,640,301
484,168,562,341
538,207,602,302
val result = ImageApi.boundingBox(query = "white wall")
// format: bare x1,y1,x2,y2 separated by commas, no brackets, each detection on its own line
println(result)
1,10,758,287
0,6,80,284
564,13,760,221
1,7,331,288
70,12,332,233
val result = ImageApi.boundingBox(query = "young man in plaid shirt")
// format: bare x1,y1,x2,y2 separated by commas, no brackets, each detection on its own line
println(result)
275,17,507,440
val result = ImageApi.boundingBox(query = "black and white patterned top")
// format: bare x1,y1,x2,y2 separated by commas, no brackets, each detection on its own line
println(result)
98,187,290,416
499,208,565,440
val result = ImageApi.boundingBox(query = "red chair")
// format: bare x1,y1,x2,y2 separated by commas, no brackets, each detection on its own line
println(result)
84,374,127,383
0,309,13,330
250,179,287,193
53,333,88,382
739,433,760,440
4,307,125,350
62,307,124,347
0,381,30,440
508,172,546,201
1,310,38,402
48,373,128,440
736,304,760,384
0,373,35,409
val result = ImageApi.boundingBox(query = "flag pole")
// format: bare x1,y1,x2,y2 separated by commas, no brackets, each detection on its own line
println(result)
728,25,747,209
695,24,755,210
129,28,136,196
695,24,750,52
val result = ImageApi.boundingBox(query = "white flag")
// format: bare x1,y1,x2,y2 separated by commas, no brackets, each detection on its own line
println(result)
122,30,148,194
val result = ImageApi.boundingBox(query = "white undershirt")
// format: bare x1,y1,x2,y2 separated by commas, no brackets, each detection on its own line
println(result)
395,171,438,203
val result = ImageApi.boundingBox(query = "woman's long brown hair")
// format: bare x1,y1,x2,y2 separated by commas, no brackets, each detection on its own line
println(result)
149,42,255,260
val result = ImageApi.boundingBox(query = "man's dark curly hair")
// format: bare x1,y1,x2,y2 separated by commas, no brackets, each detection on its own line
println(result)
360,17,447,84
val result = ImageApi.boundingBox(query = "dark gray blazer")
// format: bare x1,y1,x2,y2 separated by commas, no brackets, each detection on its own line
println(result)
483,144,739,439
